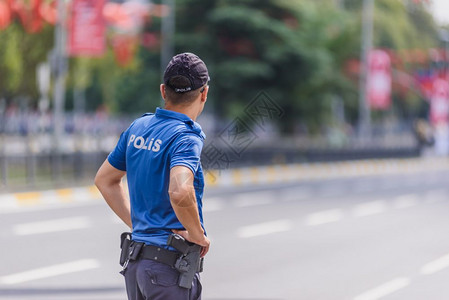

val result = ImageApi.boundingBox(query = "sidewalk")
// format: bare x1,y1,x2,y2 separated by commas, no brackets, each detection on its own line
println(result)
1,157,448,213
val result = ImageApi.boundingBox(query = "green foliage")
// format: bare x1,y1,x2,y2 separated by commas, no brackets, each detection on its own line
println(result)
0,21,53,104
173,0,361,133
374,0,438,49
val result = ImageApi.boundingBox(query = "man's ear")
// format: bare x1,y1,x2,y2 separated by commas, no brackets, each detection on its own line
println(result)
160,84,166,100
201,86,209,103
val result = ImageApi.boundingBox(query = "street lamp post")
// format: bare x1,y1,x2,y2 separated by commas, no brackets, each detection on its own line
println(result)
160,0,175,81
440,29,449,82
52,0,68,179
358,0,374,139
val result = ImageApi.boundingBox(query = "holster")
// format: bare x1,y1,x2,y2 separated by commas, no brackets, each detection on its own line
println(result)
119,232,132,266
119,232,144,274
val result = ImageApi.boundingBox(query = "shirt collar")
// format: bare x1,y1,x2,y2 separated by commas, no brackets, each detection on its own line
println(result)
155,107,206,139
155,107,192,122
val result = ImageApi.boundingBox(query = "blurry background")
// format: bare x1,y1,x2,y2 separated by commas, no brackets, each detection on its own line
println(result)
1,1,449,300
0,0,448,189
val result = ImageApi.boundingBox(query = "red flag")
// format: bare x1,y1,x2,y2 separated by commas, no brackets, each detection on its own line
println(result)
68,0,106,57
367,50,392,110
430,79,449,126
39,0,57,24
9,0,42,33
0,0,12,30
112,35,137,66
29,0,42,33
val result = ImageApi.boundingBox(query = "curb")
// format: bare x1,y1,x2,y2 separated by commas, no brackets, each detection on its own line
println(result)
204,157,449,187
0,186,102,213
1,157,448,212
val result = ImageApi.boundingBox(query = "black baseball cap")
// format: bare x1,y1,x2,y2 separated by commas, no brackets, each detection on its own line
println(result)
163,52,209,93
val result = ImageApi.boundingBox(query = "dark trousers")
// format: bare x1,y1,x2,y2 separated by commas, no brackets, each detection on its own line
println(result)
124,259,202,300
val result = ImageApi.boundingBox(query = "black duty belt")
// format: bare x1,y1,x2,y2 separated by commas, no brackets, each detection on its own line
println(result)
140,244,180,267
119,232,203,289
120,233,181,270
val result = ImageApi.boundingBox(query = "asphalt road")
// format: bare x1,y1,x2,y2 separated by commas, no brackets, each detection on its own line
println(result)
0,168,449,300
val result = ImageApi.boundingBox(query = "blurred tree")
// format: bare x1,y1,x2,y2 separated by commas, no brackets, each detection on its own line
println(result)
0,21,53,106
174,0,359,133
373,0,437,49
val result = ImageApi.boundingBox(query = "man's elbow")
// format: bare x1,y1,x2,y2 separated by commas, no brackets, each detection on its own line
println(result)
94,170,111,192
169,186,195,208
94,172,104,190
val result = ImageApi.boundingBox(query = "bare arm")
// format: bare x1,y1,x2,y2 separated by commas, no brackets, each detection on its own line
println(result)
94,160,132,229
169,166,210,257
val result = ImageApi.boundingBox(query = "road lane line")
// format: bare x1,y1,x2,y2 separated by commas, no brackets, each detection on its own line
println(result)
420,253,449,275
237,220,292,238
233,197,273,208
352,201,386,217
0,259,99,285
232,191,273,207
353,277,410,300
393,194,419,209
203,200,224,212
13,217,91,236
304,209,343,226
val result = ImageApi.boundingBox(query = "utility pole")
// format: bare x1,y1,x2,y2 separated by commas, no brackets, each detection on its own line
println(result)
358,0,374,139
160,0,175,81
52,0,68,178
440,29,449,82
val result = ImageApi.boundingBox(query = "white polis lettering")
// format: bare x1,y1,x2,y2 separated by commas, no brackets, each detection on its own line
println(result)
134,136,146,149
152,139,162,152
128,134,136,146
128,134,162,152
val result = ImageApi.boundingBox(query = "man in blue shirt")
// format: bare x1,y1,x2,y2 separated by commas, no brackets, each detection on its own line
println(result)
95,52,210,300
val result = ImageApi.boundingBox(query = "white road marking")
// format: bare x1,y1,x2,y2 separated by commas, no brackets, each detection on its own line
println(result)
13,217,91,236
203,198,225,212
0,200,99,215
304,209,343,226
0,259,100,285
233,197,273,208
352,201,386,217
353,277,410,300
420,253,449,275
393,194,419,209
237,220,292,238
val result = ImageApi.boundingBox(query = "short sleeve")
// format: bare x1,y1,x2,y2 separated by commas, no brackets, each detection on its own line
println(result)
108,130,129,171
170,134,203,174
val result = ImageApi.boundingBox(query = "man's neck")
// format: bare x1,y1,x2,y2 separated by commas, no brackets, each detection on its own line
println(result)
164,104,198,121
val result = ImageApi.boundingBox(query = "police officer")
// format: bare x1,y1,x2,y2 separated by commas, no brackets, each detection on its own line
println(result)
95,52,211,300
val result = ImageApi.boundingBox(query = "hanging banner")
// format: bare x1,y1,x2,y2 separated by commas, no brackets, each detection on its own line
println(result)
68,0,105,57
0,0,12,30
430,79,449,126
367,49,392,110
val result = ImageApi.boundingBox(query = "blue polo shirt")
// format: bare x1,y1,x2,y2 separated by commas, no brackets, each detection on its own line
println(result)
108,108,206,248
